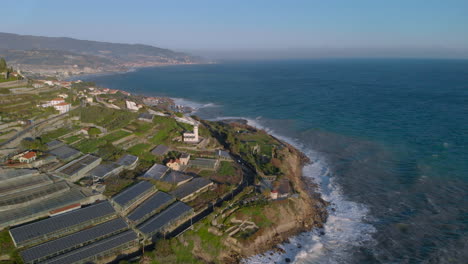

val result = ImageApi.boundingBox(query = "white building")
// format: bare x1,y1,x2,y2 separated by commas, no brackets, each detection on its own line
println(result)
54,102,71,114
126,100,141,111
40,98,65,108
183,124,199,143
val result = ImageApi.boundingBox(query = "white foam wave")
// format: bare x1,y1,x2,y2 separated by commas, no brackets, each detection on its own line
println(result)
210,117,379,264
171,97,220,112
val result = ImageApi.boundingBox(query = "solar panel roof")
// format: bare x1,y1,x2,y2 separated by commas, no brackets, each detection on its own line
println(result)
161,171,192,185
170,177,212,200
41,230,137,264
141,164,168,180
151,145,169,156
89,163,121,178
137,201,192,236
0,174,51,197
20,218,128,263
0,181,69,207
0,189,86,228
10,201,115,245
0,169,39,182
56,154,100,176
127,192,174,223
189,158,218,168
116,154,138,167
49,145,81,161
45,140,64,150
112,181,154,208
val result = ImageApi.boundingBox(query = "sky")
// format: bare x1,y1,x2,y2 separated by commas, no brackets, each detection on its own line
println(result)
1,0,468,59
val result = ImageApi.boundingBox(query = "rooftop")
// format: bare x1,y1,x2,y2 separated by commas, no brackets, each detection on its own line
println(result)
151,145,169,156
88,162,122,179
138,112,153,120
161,171,193,185
40,230,137,264
116,154,139,167
48,145,81,161
20,218,128,263
112,181,154,209
137,201,193,236
0,188,87,229
10,201,115,245
45,140,64,150
141,164,169,180
0,168,39,182
56,154,100,176
170,177,213,200
0,181,69,208
127,191,175,224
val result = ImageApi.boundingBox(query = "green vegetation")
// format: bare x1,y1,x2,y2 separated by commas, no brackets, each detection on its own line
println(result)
74,138,105,153
149,116,190,145
40,127,73,143
87,127,101,136
0,58,7,72
0,228,21,264
101,130,131,142
218,161,236,176
127,143,151,156
21,137,46,151
63,135,81,144
70,105,137,130
103,174,134,197
96,143,123,161
230,203,273,228
151,218,224,264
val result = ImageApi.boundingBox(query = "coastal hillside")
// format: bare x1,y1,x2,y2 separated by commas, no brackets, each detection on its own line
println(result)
0,32,202,77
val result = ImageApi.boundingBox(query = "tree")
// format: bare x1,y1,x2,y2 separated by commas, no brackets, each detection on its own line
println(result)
21,137,46,151
88,127,101,137
0,58,6,72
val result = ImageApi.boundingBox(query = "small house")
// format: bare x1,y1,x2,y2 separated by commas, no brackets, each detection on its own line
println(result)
18,151,37,163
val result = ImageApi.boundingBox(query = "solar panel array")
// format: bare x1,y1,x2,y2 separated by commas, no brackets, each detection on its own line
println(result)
49,145,81,161
161,171,192,185
0,169,39,182
10,201,115,246
137,201,193,236
189,158,219,168
170,177,212,200
112,181,154,209
151,145,169,156
0,181,69,207
141,164,168,180
56,154,100,176
127,192,175,224
0,174,51,196
0,189,86,228
89,162,122,179
41,230,138,264
116,154,138,167
20,218,128,263
45,140,64,150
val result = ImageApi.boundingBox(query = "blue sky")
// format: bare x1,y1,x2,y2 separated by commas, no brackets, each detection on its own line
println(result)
2,0,468,58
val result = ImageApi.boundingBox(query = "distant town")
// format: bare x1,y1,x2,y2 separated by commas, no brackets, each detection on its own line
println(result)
0,58,327,264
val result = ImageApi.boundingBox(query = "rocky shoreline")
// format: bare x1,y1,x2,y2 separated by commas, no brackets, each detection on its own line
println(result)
234,139,328,262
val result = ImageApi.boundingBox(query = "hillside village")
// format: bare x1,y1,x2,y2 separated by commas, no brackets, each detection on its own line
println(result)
0,58,327,264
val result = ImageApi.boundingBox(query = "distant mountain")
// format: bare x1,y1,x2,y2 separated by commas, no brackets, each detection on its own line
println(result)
0,32,202,77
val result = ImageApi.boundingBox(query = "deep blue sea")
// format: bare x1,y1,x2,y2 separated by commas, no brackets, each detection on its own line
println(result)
85,59,468,264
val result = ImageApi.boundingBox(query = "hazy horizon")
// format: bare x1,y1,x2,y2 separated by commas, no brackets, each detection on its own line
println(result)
1,0,468,59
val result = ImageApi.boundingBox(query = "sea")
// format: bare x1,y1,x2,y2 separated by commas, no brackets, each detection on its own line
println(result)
83,59,468,264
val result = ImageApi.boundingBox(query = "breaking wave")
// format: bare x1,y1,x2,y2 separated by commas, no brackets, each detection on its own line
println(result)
207,115,377,264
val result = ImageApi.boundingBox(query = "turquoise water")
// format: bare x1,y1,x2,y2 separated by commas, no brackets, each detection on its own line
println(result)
86,59,468,263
